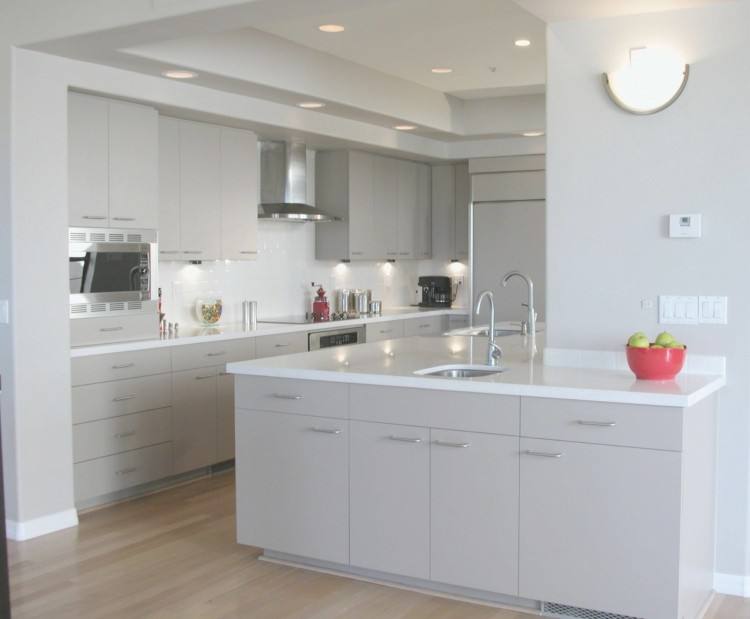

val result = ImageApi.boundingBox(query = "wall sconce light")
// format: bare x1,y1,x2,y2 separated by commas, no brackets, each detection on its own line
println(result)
603,47,689,115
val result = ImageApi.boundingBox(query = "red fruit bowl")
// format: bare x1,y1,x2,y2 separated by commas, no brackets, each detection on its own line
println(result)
626,345,686,380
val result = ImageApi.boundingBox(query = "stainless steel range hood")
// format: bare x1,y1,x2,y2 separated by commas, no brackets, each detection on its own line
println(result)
258,141,338,222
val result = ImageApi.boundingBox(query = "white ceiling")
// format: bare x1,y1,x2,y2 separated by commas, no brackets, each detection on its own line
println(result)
514,0,736,22
249,0,546,100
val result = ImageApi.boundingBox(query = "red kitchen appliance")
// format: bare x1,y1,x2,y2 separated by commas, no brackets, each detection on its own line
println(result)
311,283,330,322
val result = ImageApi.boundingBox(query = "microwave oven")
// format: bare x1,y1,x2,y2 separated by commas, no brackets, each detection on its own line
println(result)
69,227,158,318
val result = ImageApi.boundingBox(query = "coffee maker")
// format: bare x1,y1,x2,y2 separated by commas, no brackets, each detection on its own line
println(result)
418,276,452,308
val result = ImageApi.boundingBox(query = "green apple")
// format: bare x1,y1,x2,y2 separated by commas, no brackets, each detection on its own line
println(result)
627,334,650,348
650,344,664,349
654,331,675,347
666,341,685,349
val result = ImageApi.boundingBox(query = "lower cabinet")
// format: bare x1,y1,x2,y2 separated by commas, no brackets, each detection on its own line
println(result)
519,438,682,619
365,320,406,343
172,367,219,474
236,409,349,564
430,430,518,595
350,421,430,579
216,370,235,462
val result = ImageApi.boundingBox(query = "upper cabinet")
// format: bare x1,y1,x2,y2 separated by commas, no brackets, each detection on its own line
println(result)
68,93,158,229
315,151,432,261
158,117,258,261
431,163,469,262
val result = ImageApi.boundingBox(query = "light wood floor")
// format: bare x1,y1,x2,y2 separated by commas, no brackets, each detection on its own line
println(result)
7,472,750,619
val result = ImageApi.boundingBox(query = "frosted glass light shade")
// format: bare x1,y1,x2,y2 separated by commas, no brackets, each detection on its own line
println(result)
604,47,689,115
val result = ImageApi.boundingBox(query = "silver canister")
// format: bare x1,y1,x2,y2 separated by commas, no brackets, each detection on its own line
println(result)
242,300,258,330
336,289,354,316
353,289,372,316
369,300,382,316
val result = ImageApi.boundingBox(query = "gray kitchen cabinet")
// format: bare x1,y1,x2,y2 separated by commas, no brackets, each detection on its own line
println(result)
236,408,349,564
315,150,431,261
365,320,405,343
68,93,158,228
220,127,258,260
179,120,222,261
431,162,469,261
158,117,181,257
216,370,235,462
519,437,682,619
403,315,446,337
350,420,430,579
255,332,308,358
431,429,518,595
172,366,219,474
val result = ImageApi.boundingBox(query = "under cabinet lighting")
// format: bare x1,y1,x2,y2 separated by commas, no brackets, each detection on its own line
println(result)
318,24,345,33
522,131,545,137
431,67,453,74
393,125,416,131
514,39,531,48
161,69,198,79
298,102,326,109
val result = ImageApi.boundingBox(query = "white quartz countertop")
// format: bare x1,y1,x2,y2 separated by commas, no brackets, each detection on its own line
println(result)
227,334,725,408
69,308,467,358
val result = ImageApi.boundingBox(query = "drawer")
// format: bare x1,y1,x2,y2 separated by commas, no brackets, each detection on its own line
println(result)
72,347,171,385
74,442,173,503
70,312,159,347
403,315,447,337
255,332,308,358
521,398,683,451
235,376,348,419
72,373,172,424
171,338,255,371
365,320,405,343
351,385,519,435
73,408,172,463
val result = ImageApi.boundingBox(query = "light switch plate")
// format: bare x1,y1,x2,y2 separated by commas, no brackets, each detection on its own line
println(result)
659,295,699,324
699,296,728,324
0,300,8,324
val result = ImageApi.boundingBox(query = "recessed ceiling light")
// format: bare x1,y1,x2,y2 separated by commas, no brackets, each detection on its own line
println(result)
431,67,453,74
318,24,345,33
514,39,532,48
161,69,198,79
298,102,326,109
394,125,417,131
522,131,545,137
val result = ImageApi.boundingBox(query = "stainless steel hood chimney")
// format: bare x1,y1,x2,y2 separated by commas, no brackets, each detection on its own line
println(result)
258,141,338,222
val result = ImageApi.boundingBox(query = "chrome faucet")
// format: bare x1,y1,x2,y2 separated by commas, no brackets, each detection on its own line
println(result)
475,290,503,367
502,271,536,338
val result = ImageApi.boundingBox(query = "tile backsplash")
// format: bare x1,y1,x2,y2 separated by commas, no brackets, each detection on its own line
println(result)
158,221,467,327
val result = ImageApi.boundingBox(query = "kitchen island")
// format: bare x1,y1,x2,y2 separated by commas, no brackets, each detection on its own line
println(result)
228,335,725,619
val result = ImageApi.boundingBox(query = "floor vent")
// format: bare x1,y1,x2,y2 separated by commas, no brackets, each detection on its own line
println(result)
542,602,642,619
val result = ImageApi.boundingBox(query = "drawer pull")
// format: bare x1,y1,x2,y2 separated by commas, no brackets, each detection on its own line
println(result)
112,363,135,370
379,329,392,334
195,374,215,380
115,467,138,476
160,250,180,255
272,393,303,400
100,326,124,332
82,215,107,220
274,343,290,348
206,351,226,357
525,450,564,459
419,324,430,329
434,440,471,449
239,251,257,255
112,394,137,402
388,435,422,444
310,427,342,435
114,431,136,439
112,217,135,221
577,420,617,427
351,251,364,256
182,250,203,254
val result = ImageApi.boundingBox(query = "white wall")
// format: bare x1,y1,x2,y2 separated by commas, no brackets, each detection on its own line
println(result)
546,1,750,588
159,221,468,327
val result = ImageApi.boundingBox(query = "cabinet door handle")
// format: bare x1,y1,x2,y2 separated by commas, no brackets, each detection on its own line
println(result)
399,252,410,256
114,431,136,439
525,450,564,459
100,326,124,332
82,215,107,220
272,393,302,400
112,217,135,222
386,252,398,256
160,250,180,255
379,329,392,334
239,251,257,255
576,420,617,427
434,440,471,449
112,363,135,370
195,374,215,380
182,250,203,254
206,351,226,357
116,467,138,476
310,427,342,435
112,394,137,402
419,324,430,329
274,343,289,348
351,251,364,256
388,435,422,444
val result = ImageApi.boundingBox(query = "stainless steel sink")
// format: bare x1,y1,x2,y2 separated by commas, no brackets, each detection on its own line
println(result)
415,364,507,378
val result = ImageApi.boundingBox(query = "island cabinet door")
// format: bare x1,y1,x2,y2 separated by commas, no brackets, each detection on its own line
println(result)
430,430,518,595
172,367,218,474
350,421,429,579
235,409,349,564
519,438,682,619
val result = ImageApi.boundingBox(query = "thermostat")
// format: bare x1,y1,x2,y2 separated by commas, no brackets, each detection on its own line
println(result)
669,214,702,238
